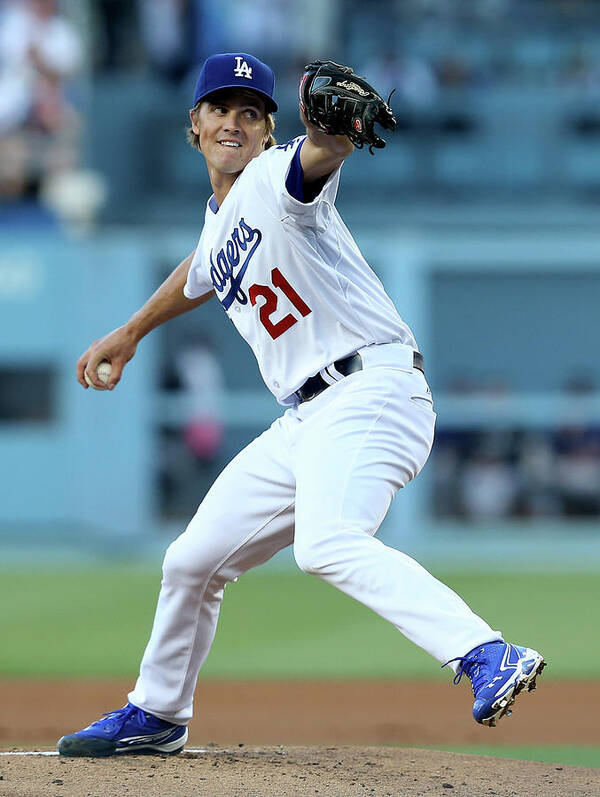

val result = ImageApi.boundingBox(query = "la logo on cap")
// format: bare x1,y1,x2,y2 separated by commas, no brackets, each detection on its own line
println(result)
234,56,253,79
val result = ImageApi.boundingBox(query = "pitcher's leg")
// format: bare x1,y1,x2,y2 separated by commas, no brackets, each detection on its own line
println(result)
129,421,295,724
293,368,501,666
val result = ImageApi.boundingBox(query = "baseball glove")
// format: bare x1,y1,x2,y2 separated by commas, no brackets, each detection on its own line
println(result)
299,59,397,153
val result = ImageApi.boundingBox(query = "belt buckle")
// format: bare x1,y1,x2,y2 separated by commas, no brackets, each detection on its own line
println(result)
296,373,326,403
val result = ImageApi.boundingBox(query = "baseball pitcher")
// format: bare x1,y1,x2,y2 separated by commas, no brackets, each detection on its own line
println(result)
58,53,545,756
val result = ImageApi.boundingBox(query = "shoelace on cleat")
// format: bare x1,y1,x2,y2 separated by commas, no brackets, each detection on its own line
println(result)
95,704,147,729
442,652,488,696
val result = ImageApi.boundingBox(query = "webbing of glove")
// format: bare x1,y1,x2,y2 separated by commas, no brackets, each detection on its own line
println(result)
300,59,397,154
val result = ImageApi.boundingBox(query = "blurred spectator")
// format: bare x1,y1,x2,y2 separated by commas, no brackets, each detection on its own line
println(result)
433,422,600,522
516,432,560,517
0,0,83,199
431,437,461,516
459,437,518,519
432,372,600,521
137,0,192,83
187,0,228,66
556,433,600,517
92,0,140,73
555,373,600,516
175,339,225,463
225,0,301,69
159,338,225,517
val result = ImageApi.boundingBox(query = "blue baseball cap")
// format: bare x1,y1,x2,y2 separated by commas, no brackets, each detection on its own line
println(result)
192,53,278,113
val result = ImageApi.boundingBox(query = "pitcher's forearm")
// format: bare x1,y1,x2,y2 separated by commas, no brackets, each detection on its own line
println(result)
126,252,214,342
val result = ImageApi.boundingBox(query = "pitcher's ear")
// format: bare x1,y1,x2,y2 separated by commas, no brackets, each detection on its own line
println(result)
189,108,201,134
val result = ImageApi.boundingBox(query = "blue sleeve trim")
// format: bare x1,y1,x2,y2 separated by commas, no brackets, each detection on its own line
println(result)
285,139,305,203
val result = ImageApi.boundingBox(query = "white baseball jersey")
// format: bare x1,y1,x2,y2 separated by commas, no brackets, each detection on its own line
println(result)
130,134,505,731
184,135,418,404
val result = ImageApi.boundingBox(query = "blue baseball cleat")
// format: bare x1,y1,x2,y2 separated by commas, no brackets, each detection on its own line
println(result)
448,641,546,727
57,703,188,757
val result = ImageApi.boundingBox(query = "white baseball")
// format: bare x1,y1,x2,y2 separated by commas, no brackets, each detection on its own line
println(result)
85,360,112,390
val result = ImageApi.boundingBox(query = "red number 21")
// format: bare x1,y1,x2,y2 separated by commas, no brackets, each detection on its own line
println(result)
249,268,311,340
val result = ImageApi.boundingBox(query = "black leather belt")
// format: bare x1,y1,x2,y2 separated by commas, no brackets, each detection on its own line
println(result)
295,350,425,403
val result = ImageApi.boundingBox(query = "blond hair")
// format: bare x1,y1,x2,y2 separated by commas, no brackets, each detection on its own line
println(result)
186,93,276,152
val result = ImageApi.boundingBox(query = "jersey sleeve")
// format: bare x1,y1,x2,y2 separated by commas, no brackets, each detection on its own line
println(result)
183,238,213,299
254,136,343,229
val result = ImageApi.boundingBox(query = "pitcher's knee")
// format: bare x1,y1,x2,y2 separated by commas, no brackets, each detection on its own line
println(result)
162,531,221,585
293,537,338,576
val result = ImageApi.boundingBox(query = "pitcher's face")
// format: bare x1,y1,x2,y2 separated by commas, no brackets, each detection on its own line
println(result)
190,90,269,176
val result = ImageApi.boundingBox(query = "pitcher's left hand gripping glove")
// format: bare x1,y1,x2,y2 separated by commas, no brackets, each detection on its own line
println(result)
299,59,397,153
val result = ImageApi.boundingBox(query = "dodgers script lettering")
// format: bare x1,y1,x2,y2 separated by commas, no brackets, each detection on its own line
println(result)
209,218,262,310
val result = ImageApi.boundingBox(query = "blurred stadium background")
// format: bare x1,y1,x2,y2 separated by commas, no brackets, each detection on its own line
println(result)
2,0,600,562
1,0,600,763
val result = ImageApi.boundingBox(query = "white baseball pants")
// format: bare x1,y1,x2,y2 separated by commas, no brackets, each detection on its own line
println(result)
129,342,501,724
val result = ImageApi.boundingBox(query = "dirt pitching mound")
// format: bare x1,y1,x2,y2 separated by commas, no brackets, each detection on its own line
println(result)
0,746,598,797
3,679,600,748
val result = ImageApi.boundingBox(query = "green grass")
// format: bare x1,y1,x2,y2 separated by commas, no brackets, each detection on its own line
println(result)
427,745,600,769
0,566,598,679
